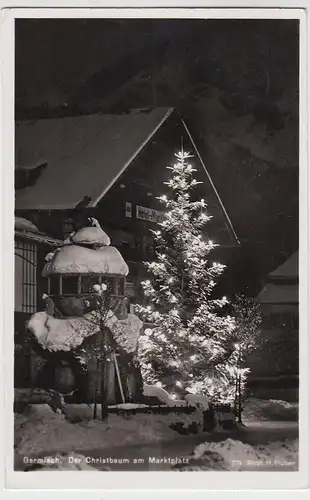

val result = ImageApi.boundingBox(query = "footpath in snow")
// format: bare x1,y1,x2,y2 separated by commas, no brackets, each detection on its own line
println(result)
14,397,298,472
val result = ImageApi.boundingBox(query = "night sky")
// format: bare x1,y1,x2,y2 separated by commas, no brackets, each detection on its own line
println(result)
15,18,299,296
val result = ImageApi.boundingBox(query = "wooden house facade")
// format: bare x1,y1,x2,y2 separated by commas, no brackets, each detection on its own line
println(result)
248,252,299,399
15,107,239,316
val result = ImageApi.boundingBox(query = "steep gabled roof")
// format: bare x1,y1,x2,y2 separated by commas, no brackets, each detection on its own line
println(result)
15,108,173,210
269,251,298,279
256,251,299,305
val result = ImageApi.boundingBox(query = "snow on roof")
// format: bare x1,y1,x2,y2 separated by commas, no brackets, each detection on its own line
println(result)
15,230,63,247
257,283,298,304
64,220,111,247
15,216,39,233
15,108,173,210
42,245,128,277
269,252,298,279
27,310,141,353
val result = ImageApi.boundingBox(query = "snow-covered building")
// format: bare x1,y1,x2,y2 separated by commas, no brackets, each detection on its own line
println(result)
250,252,298,392
14,217,62,387
15,107,239,307
257,252,298,312
15,217,62,320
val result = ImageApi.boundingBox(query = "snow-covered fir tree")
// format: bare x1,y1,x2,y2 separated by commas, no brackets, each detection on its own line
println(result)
136,150,242,404
229,294,262,418
231,294,262,359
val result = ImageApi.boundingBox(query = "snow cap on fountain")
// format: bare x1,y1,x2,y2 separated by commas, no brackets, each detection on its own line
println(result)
64,218,111,247
42,245,129,277
43,218,128,276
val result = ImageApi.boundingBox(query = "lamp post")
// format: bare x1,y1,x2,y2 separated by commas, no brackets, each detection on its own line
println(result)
234,342,243,424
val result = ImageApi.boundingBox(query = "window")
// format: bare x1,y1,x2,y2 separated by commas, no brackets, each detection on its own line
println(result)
282,312,292,327
48,276,60,295
81,275,100,293
261,314,270,327
269,313,283,327
62,219,74,239
117,278,125,296
269,312,299,329
15,240,37,313
48,275,80,295
47,275,126,297
125,280,136,298
61,276,79,295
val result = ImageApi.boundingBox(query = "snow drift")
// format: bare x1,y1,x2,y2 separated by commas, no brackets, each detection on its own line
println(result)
243,398,298,422
187,437,298,471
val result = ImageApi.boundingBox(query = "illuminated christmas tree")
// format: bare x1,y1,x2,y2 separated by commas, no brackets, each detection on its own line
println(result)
136,150,241,404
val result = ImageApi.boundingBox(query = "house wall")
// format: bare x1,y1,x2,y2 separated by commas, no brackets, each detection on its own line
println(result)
248,283,298,399
15,238,38,313
14,237,38,387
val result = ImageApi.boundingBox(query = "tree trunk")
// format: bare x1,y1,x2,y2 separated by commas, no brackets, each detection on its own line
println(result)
93,358,100,419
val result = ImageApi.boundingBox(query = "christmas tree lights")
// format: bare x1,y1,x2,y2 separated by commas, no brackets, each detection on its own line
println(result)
136,150,244,404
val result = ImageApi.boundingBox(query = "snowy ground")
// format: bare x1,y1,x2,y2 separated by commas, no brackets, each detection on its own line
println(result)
14,398,298,472
16,423,298,472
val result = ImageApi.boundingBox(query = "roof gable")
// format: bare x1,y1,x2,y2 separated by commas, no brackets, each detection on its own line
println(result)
256,251,299,304
15,107,238,246
15,107,173,210
269,252,298,279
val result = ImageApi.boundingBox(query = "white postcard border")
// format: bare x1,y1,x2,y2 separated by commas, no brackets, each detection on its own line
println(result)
1,3,309,494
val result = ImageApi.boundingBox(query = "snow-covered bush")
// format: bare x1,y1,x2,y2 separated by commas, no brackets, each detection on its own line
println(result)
143,384,187,406
243,398,298,422
185,393,209,411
